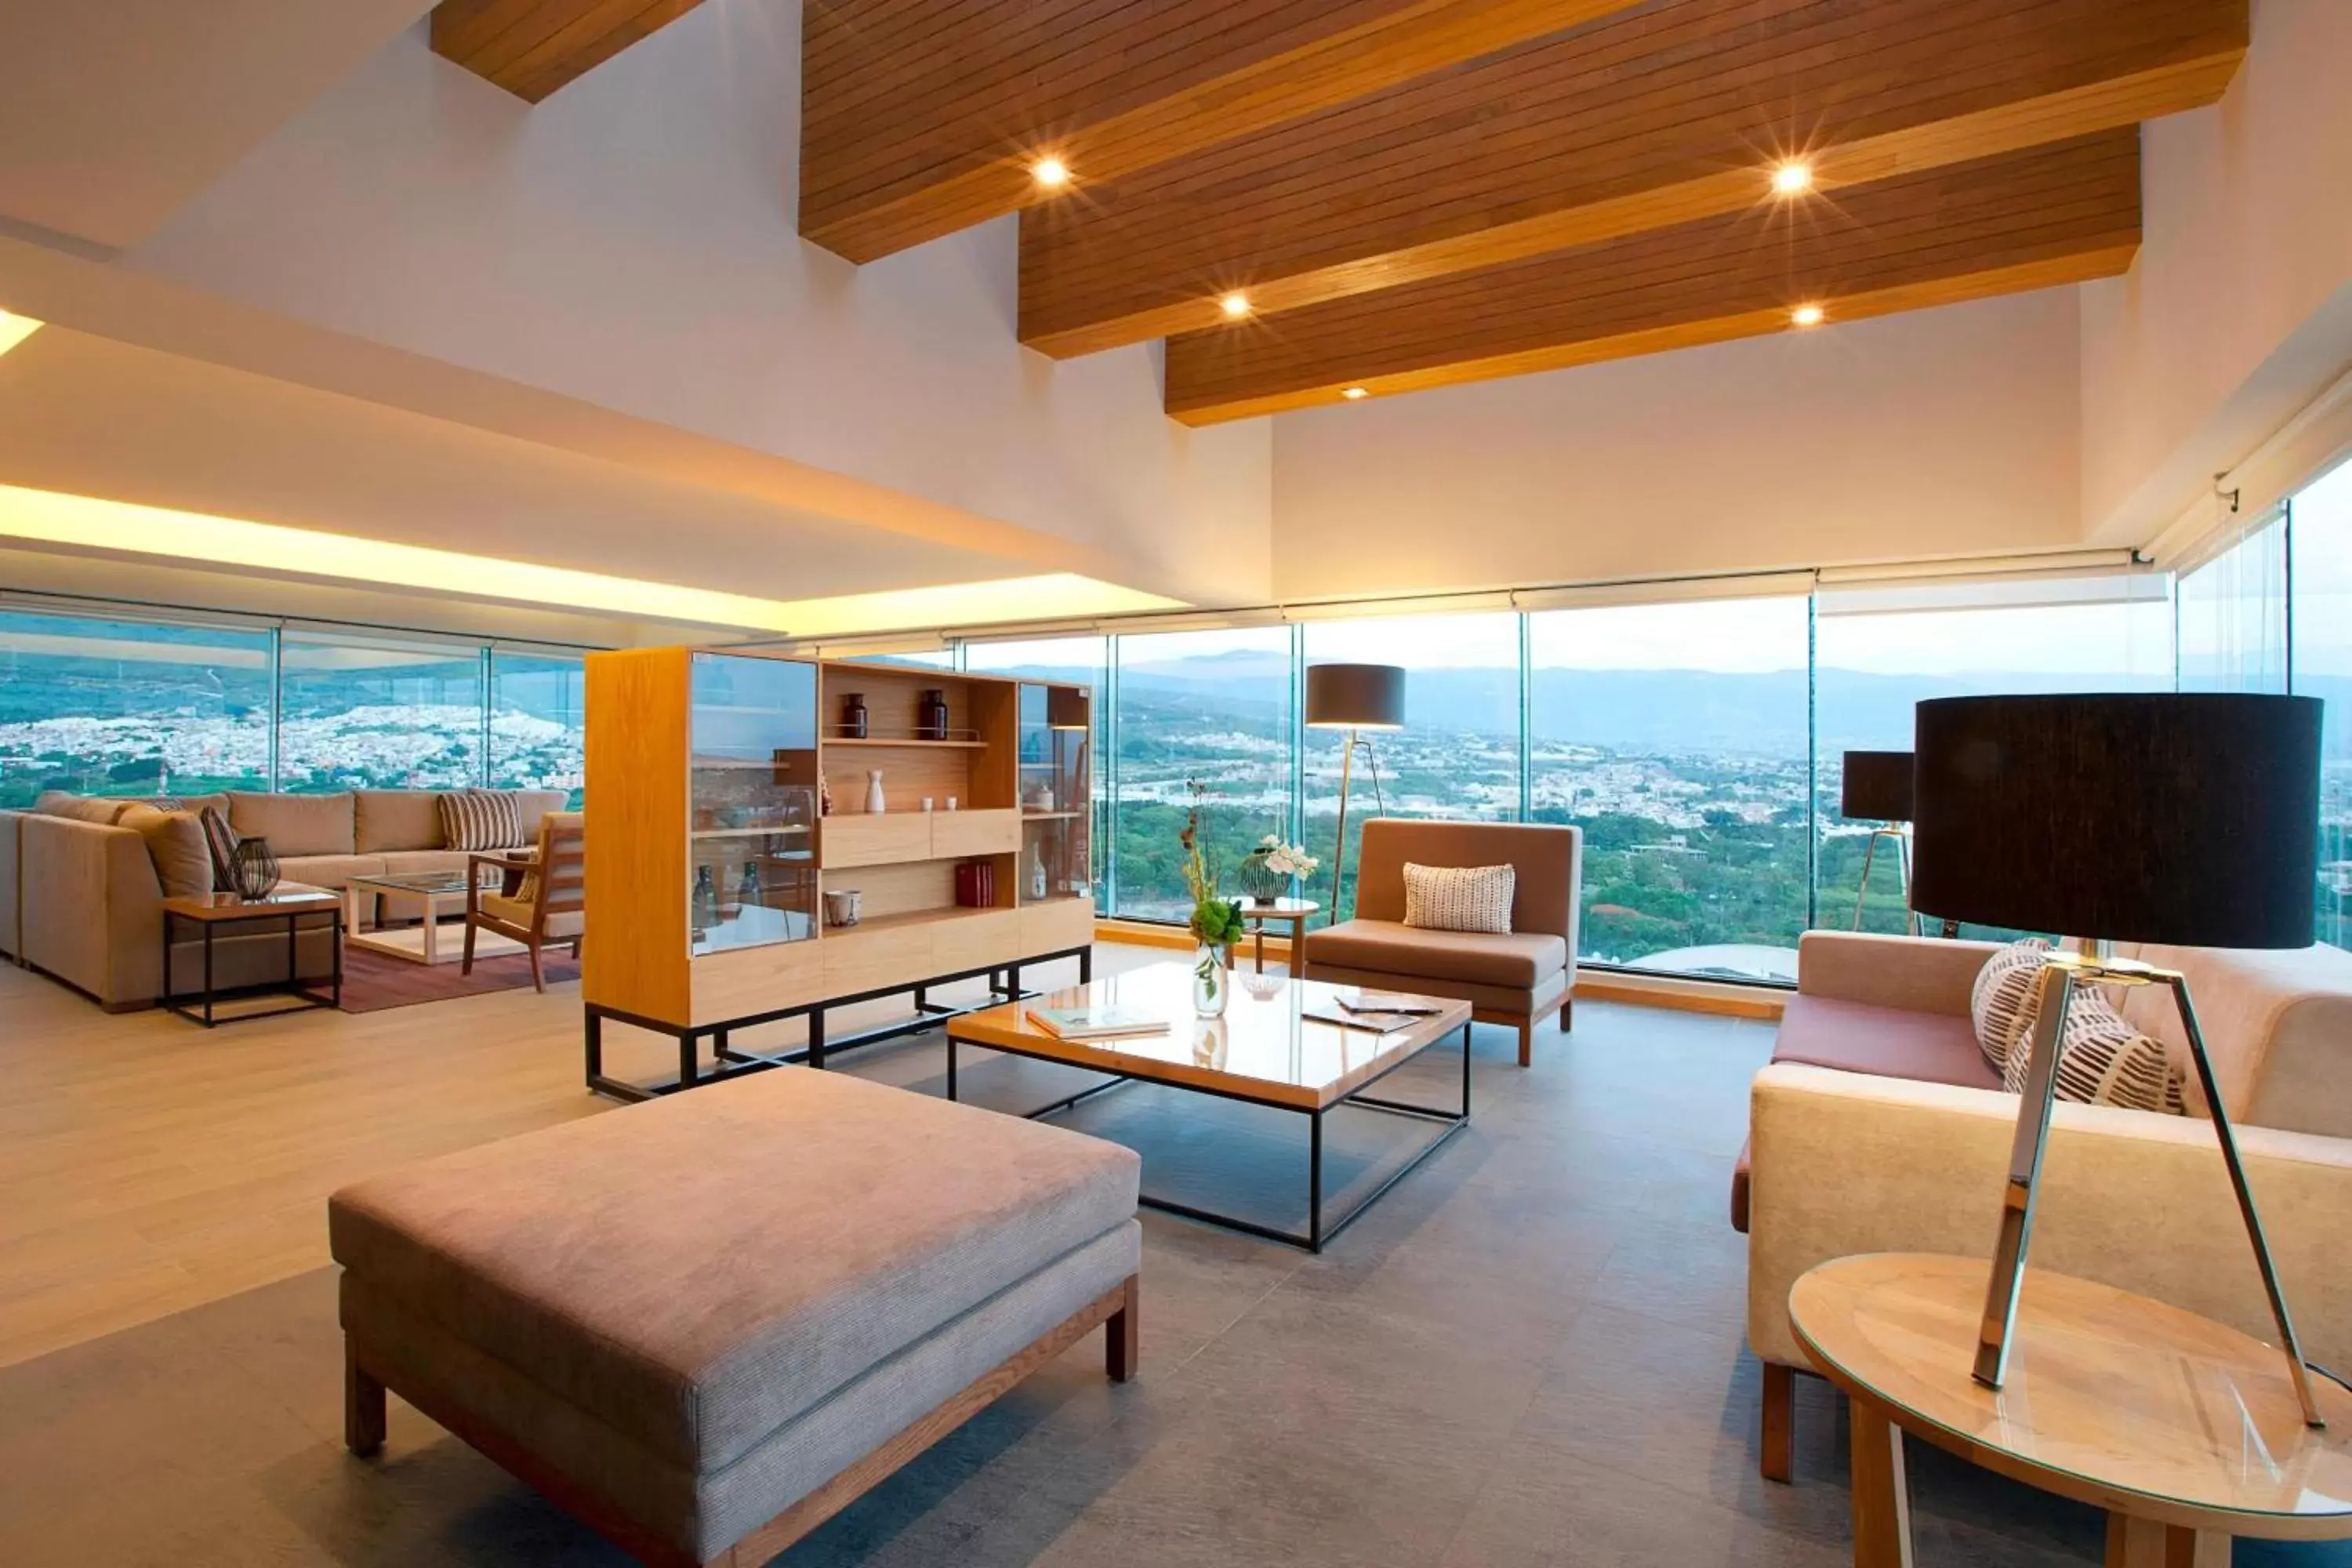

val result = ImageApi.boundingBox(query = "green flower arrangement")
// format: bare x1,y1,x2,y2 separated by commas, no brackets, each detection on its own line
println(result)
1181,782,1246,1003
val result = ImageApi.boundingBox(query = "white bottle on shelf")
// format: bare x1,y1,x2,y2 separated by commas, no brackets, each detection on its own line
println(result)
865,769,886,814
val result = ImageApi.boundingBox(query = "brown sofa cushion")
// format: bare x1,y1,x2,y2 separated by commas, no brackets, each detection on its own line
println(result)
328,1066,1139,1475
33,791,132,826
1730,995,2002,1233
277,854,387,891
1304,916,1566,989
116,804,213,898
354,790,446,853
1354,818,1577,941
228,790,355,858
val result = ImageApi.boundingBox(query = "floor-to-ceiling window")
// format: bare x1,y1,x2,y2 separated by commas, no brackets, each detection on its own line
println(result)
2178,514,2290,695
961,635,1112,908
2288,459,2352,947
489,650,587,806
1110,626,1294,922
278,634,489,792
1301,612,1520,924
1814,579,2174,940
1528,594,1812,982
0,609,272,807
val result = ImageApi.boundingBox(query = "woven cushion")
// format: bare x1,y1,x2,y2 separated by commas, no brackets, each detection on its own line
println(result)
1969,938,2050,1075
1402,862,1515,934
2002,987,2186,1114
197,805,242,891
117,804,213,899
436,789,525,851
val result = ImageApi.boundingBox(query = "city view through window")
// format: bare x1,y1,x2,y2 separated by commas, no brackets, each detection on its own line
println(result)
8,453,2351,987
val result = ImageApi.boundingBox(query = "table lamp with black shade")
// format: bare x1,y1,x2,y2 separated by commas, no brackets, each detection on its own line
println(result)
1911,692,2327,1426
1839,750,1915,934
1305,663,1406,922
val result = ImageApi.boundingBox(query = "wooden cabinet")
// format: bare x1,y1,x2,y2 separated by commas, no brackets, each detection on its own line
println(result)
584,652,1094,1038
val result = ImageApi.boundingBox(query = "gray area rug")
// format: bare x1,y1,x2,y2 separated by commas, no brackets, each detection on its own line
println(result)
2,1007,2343,1566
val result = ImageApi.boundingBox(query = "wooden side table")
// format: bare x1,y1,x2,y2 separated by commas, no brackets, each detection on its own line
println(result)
1790,1253,2352,1568
161,890,344,1025
1236,897,1318,973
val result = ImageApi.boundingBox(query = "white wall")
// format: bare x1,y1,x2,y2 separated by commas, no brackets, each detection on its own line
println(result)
116,4,1272,607
2079,0,2352,546
1271,289,2086,601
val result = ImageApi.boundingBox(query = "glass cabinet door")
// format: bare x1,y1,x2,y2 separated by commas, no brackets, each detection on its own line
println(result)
1018,683,1093,902
688,654,818,955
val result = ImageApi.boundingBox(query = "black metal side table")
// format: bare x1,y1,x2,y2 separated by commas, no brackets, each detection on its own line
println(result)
161,891,344,1026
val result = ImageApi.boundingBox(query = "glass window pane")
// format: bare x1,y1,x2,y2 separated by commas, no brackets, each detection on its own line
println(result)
1815,586,2172,942
2178,516,2288,693
2289,461,2352,949
278,635,486,792
1112,626,1294,922
961,636,1109,906
1302,612,1520,923
489,652,586,807
0,610,270,806
1529,597,1810,982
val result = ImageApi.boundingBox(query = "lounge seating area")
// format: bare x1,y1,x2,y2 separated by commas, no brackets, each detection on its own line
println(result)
9,2,2352,1566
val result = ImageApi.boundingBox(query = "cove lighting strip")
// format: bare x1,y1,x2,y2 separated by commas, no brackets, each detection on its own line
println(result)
0,484,1182,636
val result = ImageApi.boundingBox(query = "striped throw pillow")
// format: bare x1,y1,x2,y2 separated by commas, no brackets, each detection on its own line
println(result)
1402,862,1515,934
437,789,526,851
197,805,242,892
2002,987,2185,1115
1969,938,2050,1075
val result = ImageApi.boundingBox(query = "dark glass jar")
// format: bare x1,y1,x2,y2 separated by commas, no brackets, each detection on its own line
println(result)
840,692,869,739
917,688,949,742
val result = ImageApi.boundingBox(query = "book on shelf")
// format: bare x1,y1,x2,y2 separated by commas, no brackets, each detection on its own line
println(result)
1025,1005,1168,1042
1338,989,1445,1017
954,860,997,908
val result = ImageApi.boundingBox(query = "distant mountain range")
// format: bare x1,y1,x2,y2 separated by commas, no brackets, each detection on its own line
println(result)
993,650,2352,758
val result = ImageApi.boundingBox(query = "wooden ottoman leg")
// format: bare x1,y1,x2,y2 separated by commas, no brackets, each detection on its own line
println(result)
1516,1019,1534,1067
1105,1275,1140,1382
346,1342,387,1457
1760,1361,1795,1483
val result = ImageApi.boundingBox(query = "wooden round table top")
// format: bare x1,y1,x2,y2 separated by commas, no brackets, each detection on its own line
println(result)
1789,1253,2352,1540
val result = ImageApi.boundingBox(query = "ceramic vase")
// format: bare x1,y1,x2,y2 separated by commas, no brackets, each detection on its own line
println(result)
865,770,886,814
1238,849,1287,906
1191,942,1230,1018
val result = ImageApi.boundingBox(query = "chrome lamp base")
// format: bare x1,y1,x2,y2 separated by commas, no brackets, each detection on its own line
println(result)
1973,950,2326,1428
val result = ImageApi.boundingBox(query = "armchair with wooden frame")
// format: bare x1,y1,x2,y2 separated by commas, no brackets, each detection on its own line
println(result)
463,811,583,993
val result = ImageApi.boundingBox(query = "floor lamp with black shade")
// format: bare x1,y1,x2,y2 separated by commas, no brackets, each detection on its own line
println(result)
1305,663,1405,924
1911,692,2328,1426
1840,750,1915,935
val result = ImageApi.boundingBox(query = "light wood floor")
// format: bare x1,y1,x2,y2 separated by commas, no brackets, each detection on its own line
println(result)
0,951,1092,1370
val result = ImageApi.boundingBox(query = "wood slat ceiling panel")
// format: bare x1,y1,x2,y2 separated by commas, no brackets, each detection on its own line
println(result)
1022,0,2241,356
1162,130,2140,423
430,0,707,102
798,0,1651,263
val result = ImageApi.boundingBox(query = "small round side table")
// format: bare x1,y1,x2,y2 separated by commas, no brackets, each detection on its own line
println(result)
1790,1252,2352,1568
1236,897,1318,974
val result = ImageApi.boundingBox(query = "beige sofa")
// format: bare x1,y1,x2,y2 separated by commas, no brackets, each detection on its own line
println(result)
1744,930,2352,1481
2,788,566,1010
1301,818,1582,1065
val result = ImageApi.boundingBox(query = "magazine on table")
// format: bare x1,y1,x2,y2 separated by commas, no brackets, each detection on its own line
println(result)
1302,1005,1419,1033
1025,1006,1169,1042
1337,989,1445,1018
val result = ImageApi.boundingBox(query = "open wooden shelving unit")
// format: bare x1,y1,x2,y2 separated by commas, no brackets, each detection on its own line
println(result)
582,650,1094,1098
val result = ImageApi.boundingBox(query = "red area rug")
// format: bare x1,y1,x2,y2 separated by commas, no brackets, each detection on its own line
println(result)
337,942,579,1013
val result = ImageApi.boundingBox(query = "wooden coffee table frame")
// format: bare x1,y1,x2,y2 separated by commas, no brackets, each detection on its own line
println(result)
945,1014,1472,1253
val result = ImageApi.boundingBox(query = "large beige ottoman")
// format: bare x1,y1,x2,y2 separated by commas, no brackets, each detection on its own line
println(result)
329,1068,1142,1567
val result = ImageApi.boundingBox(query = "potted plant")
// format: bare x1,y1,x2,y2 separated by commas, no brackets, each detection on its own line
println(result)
1181,784,1246,1017
1238,835,1319,905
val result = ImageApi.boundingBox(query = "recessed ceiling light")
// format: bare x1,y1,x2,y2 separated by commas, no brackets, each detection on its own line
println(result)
0,310,42,357
1791,303,1826,328
1219,292,1252,319
1770,161,1814,196
1030,157,1070,190
1341,387,1369,400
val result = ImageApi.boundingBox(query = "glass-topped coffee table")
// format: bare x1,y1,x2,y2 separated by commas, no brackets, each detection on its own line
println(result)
344,870,524,967
946,961,1472,1251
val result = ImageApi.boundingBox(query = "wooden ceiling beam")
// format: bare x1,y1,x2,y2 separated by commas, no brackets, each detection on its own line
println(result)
1163,132,2142,425
797,0,1649,265
430,0,706,103
1022,0,2244,359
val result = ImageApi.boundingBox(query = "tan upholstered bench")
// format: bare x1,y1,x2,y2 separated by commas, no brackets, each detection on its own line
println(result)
329,1068,1141,1567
